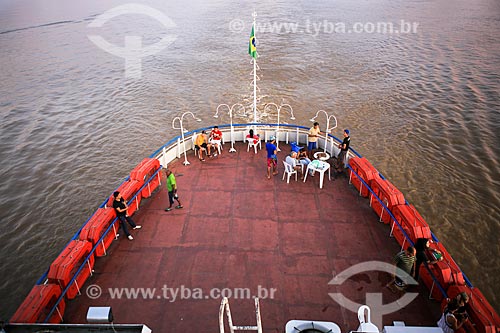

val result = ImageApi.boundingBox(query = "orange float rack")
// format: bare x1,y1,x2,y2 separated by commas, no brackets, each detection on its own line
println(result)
443,285,499,333
10,284,65,323
432,241,465,285
130,158,161,198
106,179,143,216
369,177,405,224
348,157,379,197
419,260,462,301
79,207,118,257
391,204,432,247
47,240,95,300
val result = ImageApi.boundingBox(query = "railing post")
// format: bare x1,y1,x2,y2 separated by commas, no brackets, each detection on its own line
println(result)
255,298,262,333
225,298,235,333
101,240,107,256
219,297,227,333
74,279,81,296
176,138,181,158
162,146,167,166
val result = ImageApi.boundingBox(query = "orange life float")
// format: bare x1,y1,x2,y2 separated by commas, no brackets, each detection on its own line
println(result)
47,240,95,300
348,157,379,197
469,287,500,329
10,284,65,323
369,177,405,224
431,241,466,286
106,180,143,216
130,158,161,198
79,208,118,257
419,260,461,301
391,204,432,247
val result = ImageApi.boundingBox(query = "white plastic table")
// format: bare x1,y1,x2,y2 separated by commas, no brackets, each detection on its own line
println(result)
314,152,330,161
303,160,331,188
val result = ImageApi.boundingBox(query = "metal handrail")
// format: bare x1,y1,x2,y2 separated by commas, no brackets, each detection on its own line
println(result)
42,167,162,323
149,122,362,159
347,163,473,288
347,165,449,299
28,123,472,323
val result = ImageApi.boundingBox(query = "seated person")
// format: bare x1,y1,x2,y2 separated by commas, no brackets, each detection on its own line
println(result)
195,130,211,161
209,125,222,154
246,129,260,144
285,151,303,179
297,147,313,175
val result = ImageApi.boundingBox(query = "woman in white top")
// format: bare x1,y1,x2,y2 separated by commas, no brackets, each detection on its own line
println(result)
437,300,466,333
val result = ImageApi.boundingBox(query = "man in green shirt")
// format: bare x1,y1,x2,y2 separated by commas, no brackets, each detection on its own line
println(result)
165,169,183,211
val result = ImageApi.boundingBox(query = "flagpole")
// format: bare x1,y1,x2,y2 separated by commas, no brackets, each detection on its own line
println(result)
252,12,257,123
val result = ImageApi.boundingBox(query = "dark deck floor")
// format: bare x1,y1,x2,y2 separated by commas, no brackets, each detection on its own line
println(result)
64,142,440,332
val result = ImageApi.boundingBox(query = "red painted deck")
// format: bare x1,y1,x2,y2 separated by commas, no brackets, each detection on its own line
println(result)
64,142,440,332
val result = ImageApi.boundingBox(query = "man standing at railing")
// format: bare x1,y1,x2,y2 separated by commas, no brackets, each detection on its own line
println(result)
112,191,142,241
307,122,321,158
335,129,351,176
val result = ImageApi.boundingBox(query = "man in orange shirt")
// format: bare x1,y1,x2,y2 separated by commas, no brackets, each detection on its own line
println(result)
195,130,211,161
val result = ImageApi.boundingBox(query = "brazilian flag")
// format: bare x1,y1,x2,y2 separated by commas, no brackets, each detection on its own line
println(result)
249,26,257,59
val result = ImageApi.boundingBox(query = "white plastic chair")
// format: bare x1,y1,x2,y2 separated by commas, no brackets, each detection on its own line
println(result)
246,137,261,154
209,139,222,155
357,305,379,333
192,135,198,157
282,161,298,183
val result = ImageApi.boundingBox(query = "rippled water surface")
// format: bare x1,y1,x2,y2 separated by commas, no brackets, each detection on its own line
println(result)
0,0,499,319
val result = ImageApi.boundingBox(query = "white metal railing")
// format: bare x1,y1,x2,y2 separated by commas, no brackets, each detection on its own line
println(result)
152,124,355,170
219,297,262,333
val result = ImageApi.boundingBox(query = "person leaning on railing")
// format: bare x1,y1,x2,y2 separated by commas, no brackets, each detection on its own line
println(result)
414,237,443,280
444,292,470,325
334,129,351,176
437,298,467,333
112,191,142,241
307,122,321,159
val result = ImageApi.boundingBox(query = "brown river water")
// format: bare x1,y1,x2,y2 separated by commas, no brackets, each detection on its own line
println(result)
0,0,499,320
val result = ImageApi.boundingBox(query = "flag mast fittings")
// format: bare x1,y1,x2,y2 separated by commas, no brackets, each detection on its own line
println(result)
249,11,258,123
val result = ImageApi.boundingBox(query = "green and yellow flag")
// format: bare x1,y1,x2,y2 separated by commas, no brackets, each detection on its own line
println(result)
249,26,257,59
